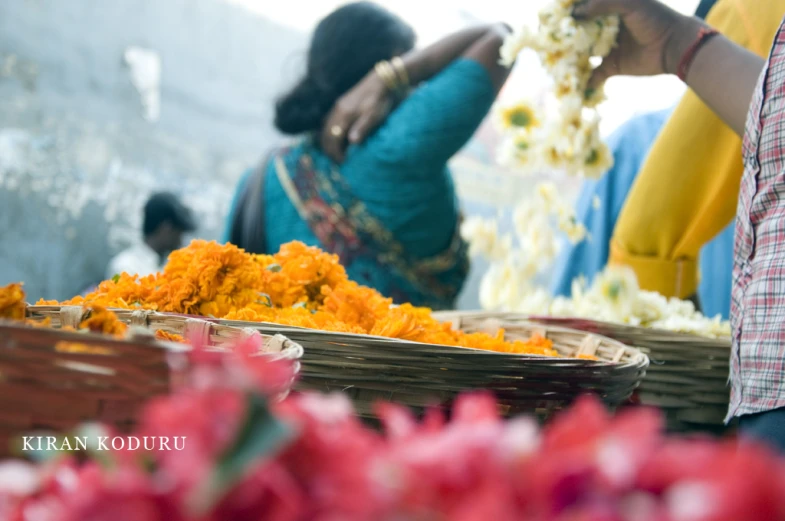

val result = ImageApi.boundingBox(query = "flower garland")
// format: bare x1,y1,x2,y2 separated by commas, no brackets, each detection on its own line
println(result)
461,182,587,305
2,341,784,521
36,240,564,357
497,0,618,177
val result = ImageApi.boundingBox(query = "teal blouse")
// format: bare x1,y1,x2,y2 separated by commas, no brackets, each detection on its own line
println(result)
224,58,496,309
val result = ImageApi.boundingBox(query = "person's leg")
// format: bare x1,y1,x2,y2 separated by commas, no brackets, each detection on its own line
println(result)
738,407,785,454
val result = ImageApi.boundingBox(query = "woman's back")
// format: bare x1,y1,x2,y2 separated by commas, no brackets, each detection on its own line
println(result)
225,3,510,309
267,59,495,307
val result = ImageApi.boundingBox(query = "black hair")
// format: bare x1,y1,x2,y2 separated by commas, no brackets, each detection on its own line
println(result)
694,0,719,20
274,2,416,135
143,192,196,236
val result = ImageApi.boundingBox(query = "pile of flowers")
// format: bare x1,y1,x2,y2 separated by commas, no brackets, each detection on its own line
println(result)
0,282,185,349
465,237,730,339
2,341,784,521
497,0,618,177
37,240,562,357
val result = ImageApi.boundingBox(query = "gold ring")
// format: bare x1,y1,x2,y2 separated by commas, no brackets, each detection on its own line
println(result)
330,125,344,137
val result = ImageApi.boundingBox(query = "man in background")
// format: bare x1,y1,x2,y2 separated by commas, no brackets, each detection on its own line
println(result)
106,192,196,279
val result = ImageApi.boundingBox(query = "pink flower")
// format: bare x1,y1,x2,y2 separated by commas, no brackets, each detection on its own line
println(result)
274,393,387,521
208,461,304,521
7,462,182,521
638,439,785,521
138,388,245,497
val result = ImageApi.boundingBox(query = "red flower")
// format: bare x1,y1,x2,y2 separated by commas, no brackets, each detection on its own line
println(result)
177,334,296,398
274,393,387,521
208,461,304,521
138,388,245,497
7,462,182,521
638,439,785,521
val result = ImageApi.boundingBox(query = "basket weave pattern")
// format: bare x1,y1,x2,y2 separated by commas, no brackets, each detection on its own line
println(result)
465,313,732,433
0,306,304,456
220,313,648,420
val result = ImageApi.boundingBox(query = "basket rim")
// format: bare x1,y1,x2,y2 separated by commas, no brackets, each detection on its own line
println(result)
23,305,304,361
23,306,648,370
0,319,189,352
217,317,649,372
431,311,731,345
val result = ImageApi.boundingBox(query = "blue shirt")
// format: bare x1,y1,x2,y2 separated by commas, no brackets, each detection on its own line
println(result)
550,109,734,320
224,59,495,308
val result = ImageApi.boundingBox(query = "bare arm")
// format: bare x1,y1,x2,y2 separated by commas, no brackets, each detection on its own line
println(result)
320,23,511,162
666,16,765,137
575,0,765,138
401,23,511,92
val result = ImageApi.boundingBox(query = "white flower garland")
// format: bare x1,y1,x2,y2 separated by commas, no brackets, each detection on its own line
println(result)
464,0,732,339
497,0,618,178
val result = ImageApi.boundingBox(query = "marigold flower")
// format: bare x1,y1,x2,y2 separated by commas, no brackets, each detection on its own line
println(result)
156,330,186,343
0,282,26,321
43,240,569,357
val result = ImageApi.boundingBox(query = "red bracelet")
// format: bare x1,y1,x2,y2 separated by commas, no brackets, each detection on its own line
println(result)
677,27,719,82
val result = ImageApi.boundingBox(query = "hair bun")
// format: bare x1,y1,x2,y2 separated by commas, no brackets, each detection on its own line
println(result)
274,78,330,135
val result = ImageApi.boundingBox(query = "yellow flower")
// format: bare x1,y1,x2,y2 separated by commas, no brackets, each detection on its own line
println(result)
496,101,541,131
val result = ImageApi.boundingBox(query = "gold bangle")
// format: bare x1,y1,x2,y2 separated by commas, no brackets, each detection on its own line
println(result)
390,56,409,89
374,61,399,92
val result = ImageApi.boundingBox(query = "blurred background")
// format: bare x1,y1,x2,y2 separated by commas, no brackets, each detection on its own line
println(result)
0,0,699,306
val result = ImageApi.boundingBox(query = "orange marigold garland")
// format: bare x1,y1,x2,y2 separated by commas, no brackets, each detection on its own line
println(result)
43,240,566,357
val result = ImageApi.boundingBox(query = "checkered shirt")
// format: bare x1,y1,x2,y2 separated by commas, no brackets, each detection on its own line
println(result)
728,18,785,421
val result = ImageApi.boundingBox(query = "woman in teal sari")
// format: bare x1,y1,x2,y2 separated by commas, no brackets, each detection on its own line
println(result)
225,2,510,310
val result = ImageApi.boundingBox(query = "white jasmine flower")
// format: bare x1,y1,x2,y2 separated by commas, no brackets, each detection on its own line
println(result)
460,216,512,261
500,26,535,68
581,142,614,179
592,17,620,57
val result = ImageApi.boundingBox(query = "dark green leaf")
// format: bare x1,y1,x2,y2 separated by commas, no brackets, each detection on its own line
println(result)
189,394,293,515
111,274,121,283
265,263,282,273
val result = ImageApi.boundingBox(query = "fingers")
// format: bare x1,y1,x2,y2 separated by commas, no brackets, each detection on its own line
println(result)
348,100,390,145
572,0,634,19
587,48,620,91
320,109,353,164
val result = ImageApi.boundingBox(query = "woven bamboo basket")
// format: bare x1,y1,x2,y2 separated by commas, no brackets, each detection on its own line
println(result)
218,314,648,421
26,305,303,368
0,306,303,457
440,312,731,434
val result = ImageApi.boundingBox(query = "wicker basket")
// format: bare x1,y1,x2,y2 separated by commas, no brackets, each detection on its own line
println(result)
0,306,303,457
445,312,731,434
26,305,303,367
219,314,648,421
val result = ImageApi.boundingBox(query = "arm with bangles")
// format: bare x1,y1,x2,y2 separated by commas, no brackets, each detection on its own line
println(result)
573,0,766,306
575,0,763,138
320,23,511,162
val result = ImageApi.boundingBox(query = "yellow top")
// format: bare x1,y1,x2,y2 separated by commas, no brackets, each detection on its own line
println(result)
609,0,785,299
